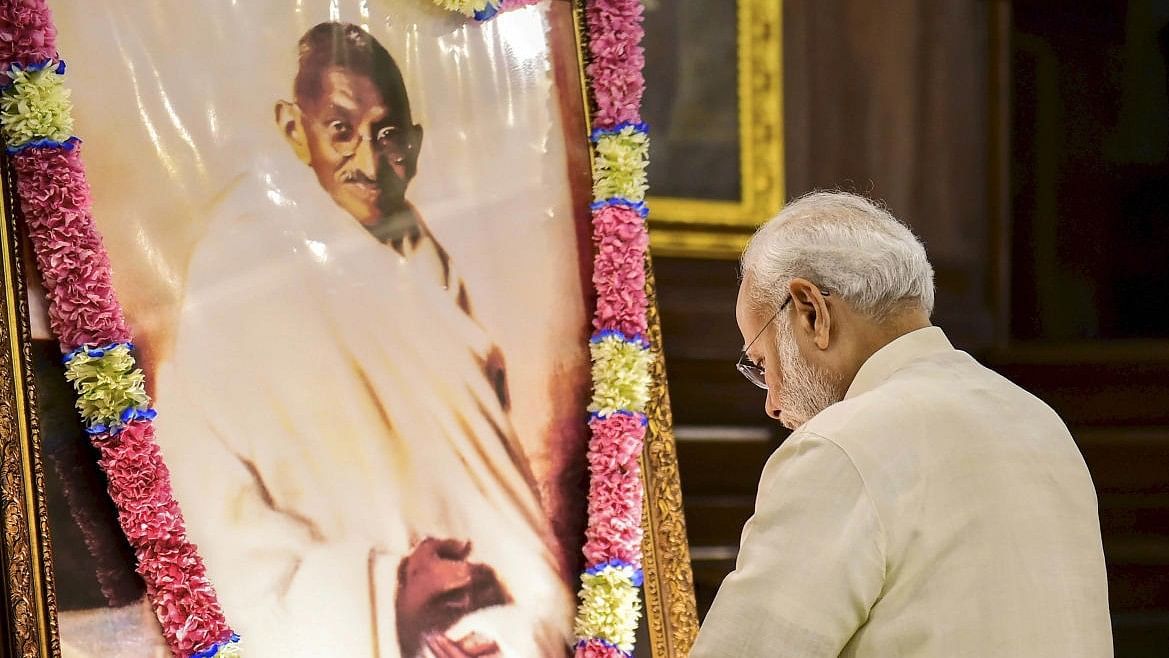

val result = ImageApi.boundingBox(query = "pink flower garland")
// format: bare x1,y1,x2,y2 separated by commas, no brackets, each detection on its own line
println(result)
13,145,235,656
1,1,236,655
0,0,56,67
11,147,131,350
585,0,646,130
591,204,649,339
575,0,651,655
582,413,646,568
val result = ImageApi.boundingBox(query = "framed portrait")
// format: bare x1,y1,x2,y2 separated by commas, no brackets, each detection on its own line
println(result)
642,0,784,258
0,1,696,657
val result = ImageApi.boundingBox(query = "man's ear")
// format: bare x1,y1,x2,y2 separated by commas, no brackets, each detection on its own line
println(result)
275,100,311,165
788,278,832,350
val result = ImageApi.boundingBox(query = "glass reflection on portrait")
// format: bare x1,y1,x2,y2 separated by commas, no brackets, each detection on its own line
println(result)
34,3,595,656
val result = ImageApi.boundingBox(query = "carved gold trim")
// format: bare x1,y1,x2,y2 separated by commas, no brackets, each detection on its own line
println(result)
573,4,699,656
0,155,60,658
639,257,699,658
647,0,784,259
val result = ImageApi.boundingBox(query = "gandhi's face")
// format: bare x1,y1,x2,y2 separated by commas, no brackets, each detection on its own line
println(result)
295,67,421,226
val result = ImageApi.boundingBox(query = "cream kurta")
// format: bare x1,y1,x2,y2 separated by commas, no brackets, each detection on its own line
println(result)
690,327,1111,657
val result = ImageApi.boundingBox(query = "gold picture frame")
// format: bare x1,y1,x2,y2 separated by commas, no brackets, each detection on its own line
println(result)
0,156,60,658
1,2,698,657
646,0,784,259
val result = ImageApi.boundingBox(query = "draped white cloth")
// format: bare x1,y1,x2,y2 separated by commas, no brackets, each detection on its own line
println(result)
151,169,573,657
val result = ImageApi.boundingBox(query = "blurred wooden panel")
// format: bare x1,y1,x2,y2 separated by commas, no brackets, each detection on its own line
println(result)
991,359,1169,427
783,0,995,352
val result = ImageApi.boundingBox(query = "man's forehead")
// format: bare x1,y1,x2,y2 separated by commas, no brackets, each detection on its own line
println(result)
304,66,397,112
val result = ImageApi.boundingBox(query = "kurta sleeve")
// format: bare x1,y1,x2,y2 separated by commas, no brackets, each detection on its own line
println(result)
689,432,886,657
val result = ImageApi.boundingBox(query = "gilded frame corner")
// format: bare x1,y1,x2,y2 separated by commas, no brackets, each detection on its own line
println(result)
0,155,60,658
647,0,784,259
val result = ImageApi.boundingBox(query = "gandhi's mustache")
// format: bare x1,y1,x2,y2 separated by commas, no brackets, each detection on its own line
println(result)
341,171,378,186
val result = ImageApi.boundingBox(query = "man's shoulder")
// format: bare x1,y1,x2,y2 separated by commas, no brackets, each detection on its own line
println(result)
808,351,1053,438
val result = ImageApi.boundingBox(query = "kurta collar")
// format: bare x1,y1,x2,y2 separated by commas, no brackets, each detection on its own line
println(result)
844,326,954,400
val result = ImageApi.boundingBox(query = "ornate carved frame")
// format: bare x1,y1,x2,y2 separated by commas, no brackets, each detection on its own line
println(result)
0,155,59,658
0,2,698,656
646,0,784,259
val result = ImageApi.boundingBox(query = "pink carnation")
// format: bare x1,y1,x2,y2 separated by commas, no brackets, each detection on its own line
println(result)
582,417,645,567
12,146,131,350
97,422,191,546
588,414,645,470
583,472,644,567
136,541,235,656
576,639,630,658
0,0,58,69
94,420,234,656
587,0,646,128
591,205,648,338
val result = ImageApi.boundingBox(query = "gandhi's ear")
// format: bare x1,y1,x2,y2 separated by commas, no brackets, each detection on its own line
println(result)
275,100,311,165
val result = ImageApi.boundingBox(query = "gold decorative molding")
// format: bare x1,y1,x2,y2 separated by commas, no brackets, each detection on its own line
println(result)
648,0,784,259
639,256,699,658
0,156,59,658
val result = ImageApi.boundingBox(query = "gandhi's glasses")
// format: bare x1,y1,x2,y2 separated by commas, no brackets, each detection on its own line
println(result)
310,111,415,162
736,288,830,389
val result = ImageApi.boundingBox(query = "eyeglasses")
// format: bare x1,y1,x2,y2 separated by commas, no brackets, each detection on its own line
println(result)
306,108,415,163
333,124,413,162
735,288,830,389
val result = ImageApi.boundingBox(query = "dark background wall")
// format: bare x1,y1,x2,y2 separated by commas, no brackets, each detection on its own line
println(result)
653,1,1169,655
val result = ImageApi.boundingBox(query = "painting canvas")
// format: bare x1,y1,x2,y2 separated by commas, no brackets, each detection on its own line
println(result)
14,1,600,655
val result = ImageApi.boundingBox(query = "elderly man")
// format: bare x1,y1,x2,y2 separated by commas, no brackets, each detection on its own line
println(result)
274,22,504,397
689,192,1112,657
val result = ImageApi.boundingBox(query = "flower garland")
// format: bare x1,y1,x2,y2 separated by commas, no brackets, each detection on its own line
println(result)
0,2,239,657
3,0,652,655
573,0,652,655
435,0,540,21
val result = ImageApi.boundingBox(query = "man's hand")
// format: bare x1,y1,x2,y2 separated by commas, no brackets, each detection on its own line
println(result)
425,632,502,658
396,538,510,656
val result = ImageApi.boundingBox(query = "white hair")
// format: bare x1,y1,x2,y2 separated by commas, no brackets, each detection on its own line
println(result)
741,191,936,319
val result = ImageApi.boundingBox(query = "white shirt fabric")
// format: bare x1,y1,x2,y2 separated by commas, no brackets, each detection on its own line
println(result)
690,327,1112,657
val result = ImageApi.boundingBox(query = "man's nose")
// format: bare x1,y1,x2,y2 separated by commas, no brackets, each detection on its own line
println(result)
351,136,378,177
765,388,782,420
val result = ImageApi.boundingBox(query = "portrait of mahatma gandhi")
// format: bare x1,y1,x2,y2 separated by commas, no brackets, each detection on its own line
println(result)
226,21,563,657
276,22,424,244
25,9,588,656
273,21,506,390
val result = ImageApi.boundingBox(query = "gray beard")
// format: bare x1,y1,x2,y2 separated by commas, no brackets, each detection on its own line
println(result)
776,326,845,430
